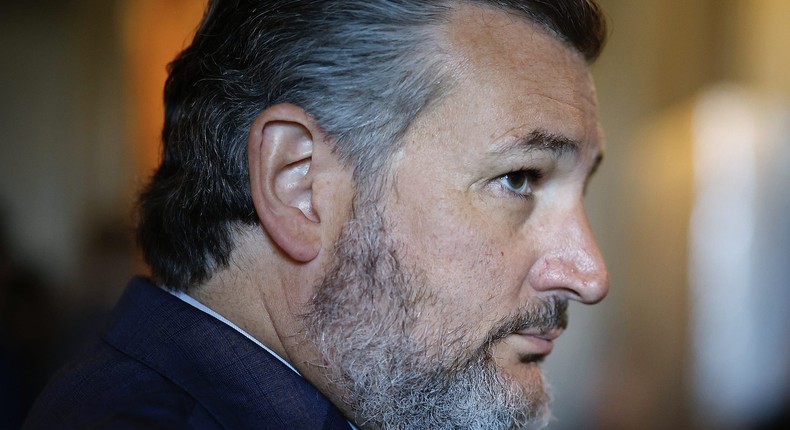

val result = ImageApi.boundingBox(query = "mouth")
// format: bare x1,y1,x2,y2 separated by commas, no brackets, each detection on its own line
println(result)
510,329,563,362
484,297,569,364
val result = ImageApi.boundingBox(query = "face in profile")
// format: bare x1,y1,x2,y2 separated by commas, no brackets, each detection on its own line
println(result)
304,5,609,430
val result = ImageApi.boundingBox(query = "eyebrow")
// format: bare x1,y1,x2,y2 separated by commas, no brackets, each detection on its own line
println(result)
490,130,581,159
491,129,604,187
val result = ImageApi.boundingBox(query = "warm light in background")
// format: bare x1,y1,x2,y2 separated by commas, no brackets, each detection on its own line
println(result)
121,0,207,180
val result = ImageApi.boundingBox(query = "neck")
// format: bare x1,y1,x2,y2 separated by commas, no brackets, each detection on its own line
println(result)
190,227,291,364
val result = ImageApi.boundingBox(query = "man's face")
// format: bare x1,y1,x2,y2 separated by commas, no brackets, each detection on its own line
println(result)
305,5,608,429
384,3,609,389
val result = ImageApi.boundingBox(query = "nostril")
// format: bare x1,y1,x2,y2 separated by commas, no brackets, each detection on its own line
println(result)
528,251,609,304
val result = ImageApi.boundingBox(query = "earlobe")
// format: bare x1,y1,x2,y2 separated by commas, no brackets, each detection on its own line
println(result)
248,104,323,262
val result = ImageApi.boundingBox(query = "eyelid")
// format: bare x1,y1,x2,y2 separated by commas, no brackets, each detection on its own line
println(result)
583,154,604,196
491,168,544,199
505,168,545,184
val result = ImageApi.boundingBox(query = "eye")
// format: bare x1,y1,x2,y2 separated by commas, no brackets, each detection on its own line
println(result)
495,169,542,198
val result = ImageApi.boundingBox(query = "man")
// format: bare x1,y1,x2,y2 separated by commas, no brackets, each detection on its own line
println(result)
25,0,609,428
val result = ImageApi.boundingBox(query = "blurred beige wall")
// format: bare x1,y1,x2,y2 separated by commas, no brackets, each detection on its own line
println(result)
729,0,790,98
0,0,130,301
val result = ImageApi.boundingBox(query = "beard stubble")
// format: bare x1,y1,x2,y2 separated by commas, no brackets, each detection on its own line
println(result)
303,200,565,430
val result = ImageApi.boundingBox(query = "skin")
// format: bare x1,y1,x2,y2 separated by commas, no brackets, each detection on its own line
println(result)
197,3,609,423
380,6,609,394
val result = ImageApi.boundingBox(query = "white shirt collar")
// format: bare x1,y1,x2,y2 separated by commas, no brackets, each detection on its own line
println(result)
166,288,301,375
166,287,359,430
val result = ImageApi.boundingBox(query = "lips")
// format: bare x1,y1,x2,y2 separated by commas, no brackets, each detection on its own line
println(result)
511,329,563,358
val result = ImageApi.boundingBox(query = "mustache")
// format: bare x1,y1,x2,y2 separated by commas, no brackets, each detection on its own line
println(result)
486,296,568,345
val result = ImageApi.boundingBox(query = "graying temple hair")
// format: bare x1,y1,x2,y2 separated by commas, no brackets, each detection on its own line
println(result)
137,0,607,291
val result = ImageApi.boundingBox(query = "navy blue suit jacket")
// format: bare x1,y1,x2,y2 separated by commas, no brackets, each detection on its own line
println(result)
23,277,353,430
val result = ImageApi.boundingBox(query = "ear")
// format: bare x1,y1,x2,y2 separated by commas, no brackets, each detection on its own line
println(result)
248,103,325,263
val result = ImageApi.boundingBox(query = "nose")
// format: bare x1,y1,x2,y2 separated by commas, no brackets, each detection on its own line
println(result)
528,205,609,304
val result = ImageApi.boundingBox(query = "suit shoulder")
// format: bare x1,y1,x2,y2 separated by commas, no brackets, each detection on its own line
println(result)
23,339,222,430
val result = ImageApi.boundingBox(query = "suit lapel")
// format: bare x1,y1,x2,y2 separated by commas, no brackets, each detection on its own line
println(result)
104,277,352,430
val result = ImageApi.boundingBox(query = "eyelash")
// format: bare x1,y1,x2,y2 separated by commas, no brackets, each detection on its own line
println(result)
494,168,545,199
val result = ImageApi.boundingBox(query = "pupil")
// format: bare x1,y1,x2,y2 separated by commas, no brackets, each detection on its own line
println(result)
507,173,526,190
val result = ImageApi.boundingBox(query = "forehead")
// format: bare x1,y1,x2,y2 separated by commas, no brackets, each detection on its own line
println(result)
428,4,601,150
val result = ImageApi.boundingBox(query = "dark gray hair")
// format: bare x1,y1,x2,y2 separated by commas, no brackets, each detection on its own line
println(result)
137,0,607,291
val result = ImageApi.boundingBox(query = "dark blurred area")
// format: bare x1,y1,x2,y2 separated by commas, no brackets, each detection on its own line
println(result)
0,207,137,428
1,0,789,429
0,209,59,427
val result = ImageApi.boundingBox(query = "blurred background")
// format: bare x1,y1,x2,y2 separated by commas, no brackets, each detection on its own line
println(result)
0,0,788,429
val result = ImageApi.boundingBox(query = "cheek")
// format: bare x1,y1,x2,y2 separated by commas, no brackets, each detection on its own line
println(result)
393,201,529,327
396,200,493,280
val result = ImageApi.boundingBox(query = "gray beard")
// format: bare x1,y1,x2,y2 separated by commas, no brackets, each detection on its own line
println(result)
304,202,565,430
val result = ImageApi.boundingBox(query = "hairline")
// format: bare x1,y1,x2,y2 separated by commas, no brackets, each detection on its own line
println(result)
140,0,607,291
354,1,594,200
